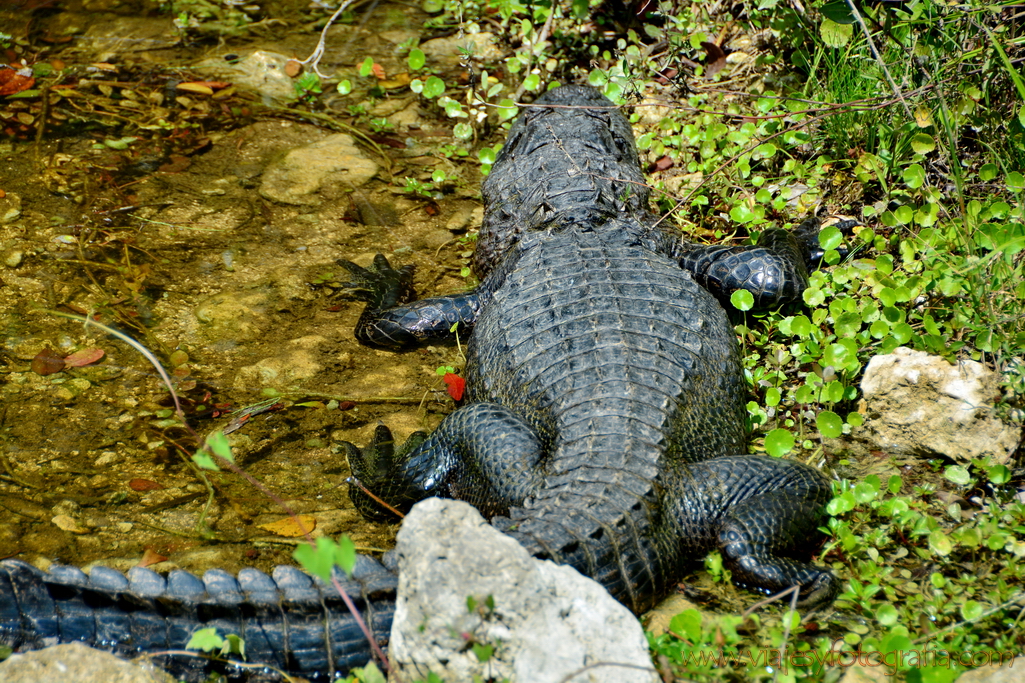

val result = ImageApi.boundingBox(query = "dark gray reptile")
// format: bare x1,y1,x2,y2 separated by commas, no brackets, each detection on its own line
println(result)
0,84,838,681
340,84,839,616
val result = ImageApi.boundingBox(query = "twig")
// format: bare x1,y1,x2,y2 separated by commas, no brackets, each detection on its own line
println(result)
301,0,360,78
348,477,406,518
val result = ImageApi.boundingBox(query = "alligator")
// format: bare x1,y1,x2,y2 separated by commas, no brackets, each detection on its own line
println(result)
0,84,838,681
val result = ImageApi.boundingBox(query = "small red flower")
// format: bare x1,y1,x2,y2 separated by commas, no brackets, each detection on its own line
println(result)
442,373,465,401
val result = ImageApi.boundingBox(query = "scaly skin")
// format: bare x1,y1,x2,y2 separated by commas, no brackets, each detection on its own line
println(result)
341,84,839,613
0,557,396,682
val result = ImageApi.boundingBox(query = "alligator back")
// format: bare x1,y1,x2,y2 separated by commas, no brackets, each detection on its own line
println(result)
464,87,749,610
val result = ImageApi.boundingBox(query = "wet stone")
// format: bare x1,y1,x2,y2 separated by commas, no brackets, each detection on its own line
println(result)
418,32,504,67
259,133,380,205
233,336,328,390
195,50,298,102
0,191,22,223
191,289,272,343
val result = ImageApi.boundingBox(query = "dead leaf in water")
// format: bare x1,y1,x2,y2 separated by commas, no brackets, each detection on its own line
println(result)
0,68,35,96
258,514,317,537
31,347,65,375
138,548,168,567
63,347,104,367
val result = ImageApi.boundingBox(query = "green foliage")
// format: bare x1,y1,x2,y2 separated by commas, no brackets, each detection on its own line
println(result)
186,627,246,659
192,431,234,471
293,535,358,582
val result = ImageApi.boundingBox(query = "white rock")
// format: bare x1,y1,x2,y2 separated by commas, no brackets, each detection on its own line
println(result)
390,498,659,683
855,347,1021,462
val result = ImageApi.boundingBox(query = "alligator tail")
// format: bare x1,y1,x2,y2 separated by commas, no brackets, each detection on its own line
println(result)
0,558,395,682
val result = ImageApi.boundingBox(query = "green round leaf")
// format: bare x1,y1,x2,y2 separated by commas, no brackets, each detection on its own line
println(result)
928,528,953,556
452,122,473,140
422,75,445,98
789,315,812,337
730,289,754,311
478,147,497,165
497,98,518,121
668,609,703,642
816,410,843,438
822,380,844,403
960,600,982,621
408,48,426,71
894,205,914,225
876,603,899,626
803,287,825,307
826,491,856,515
818,225,843,251
911,133,935,155
987,464,1011,485
903,163,925,189
335,79,352,96
979,163,999,182
764,428,795,457
944,465,971,486
1008,171,1025,193
358,56,375,77
890,323,913,344
765,386,781,407
730,205,756,223
820,17,853,47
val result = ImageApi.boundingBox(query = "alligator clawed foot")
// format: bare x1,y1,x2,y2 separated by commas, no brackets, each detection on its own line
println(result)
342,424,427,521
795,215,863,267
335,254,416,309
795,571,840,610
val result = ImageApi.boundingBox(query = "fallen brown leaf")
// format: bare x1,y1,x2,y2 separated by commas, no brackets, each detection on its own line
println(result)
31,347,65,375
258,514,317,538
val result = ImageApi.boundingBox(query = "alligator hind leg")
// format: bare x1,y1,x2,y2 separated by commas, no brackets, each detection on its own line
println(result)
717,489,838,608
344,403,545,520
675,455,838,608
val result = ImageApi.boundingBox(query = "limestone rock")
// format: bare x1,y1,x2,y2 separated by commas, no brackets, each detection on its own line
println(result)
390,498,659,683
854,347,1020,463
259,134,379,205
0,643,176,683
418,32,504,67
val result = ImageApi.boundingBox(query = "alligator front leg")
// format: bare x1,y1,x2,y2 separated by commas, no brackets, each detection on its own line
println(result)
344,403,545,520
338,254,488,350
671,456,838,608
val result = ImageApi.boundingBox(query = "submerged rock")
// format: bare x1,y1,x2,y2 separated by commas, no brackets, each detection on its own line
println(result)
853,347,1021,463
259,133,380,206
390,498,659,683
